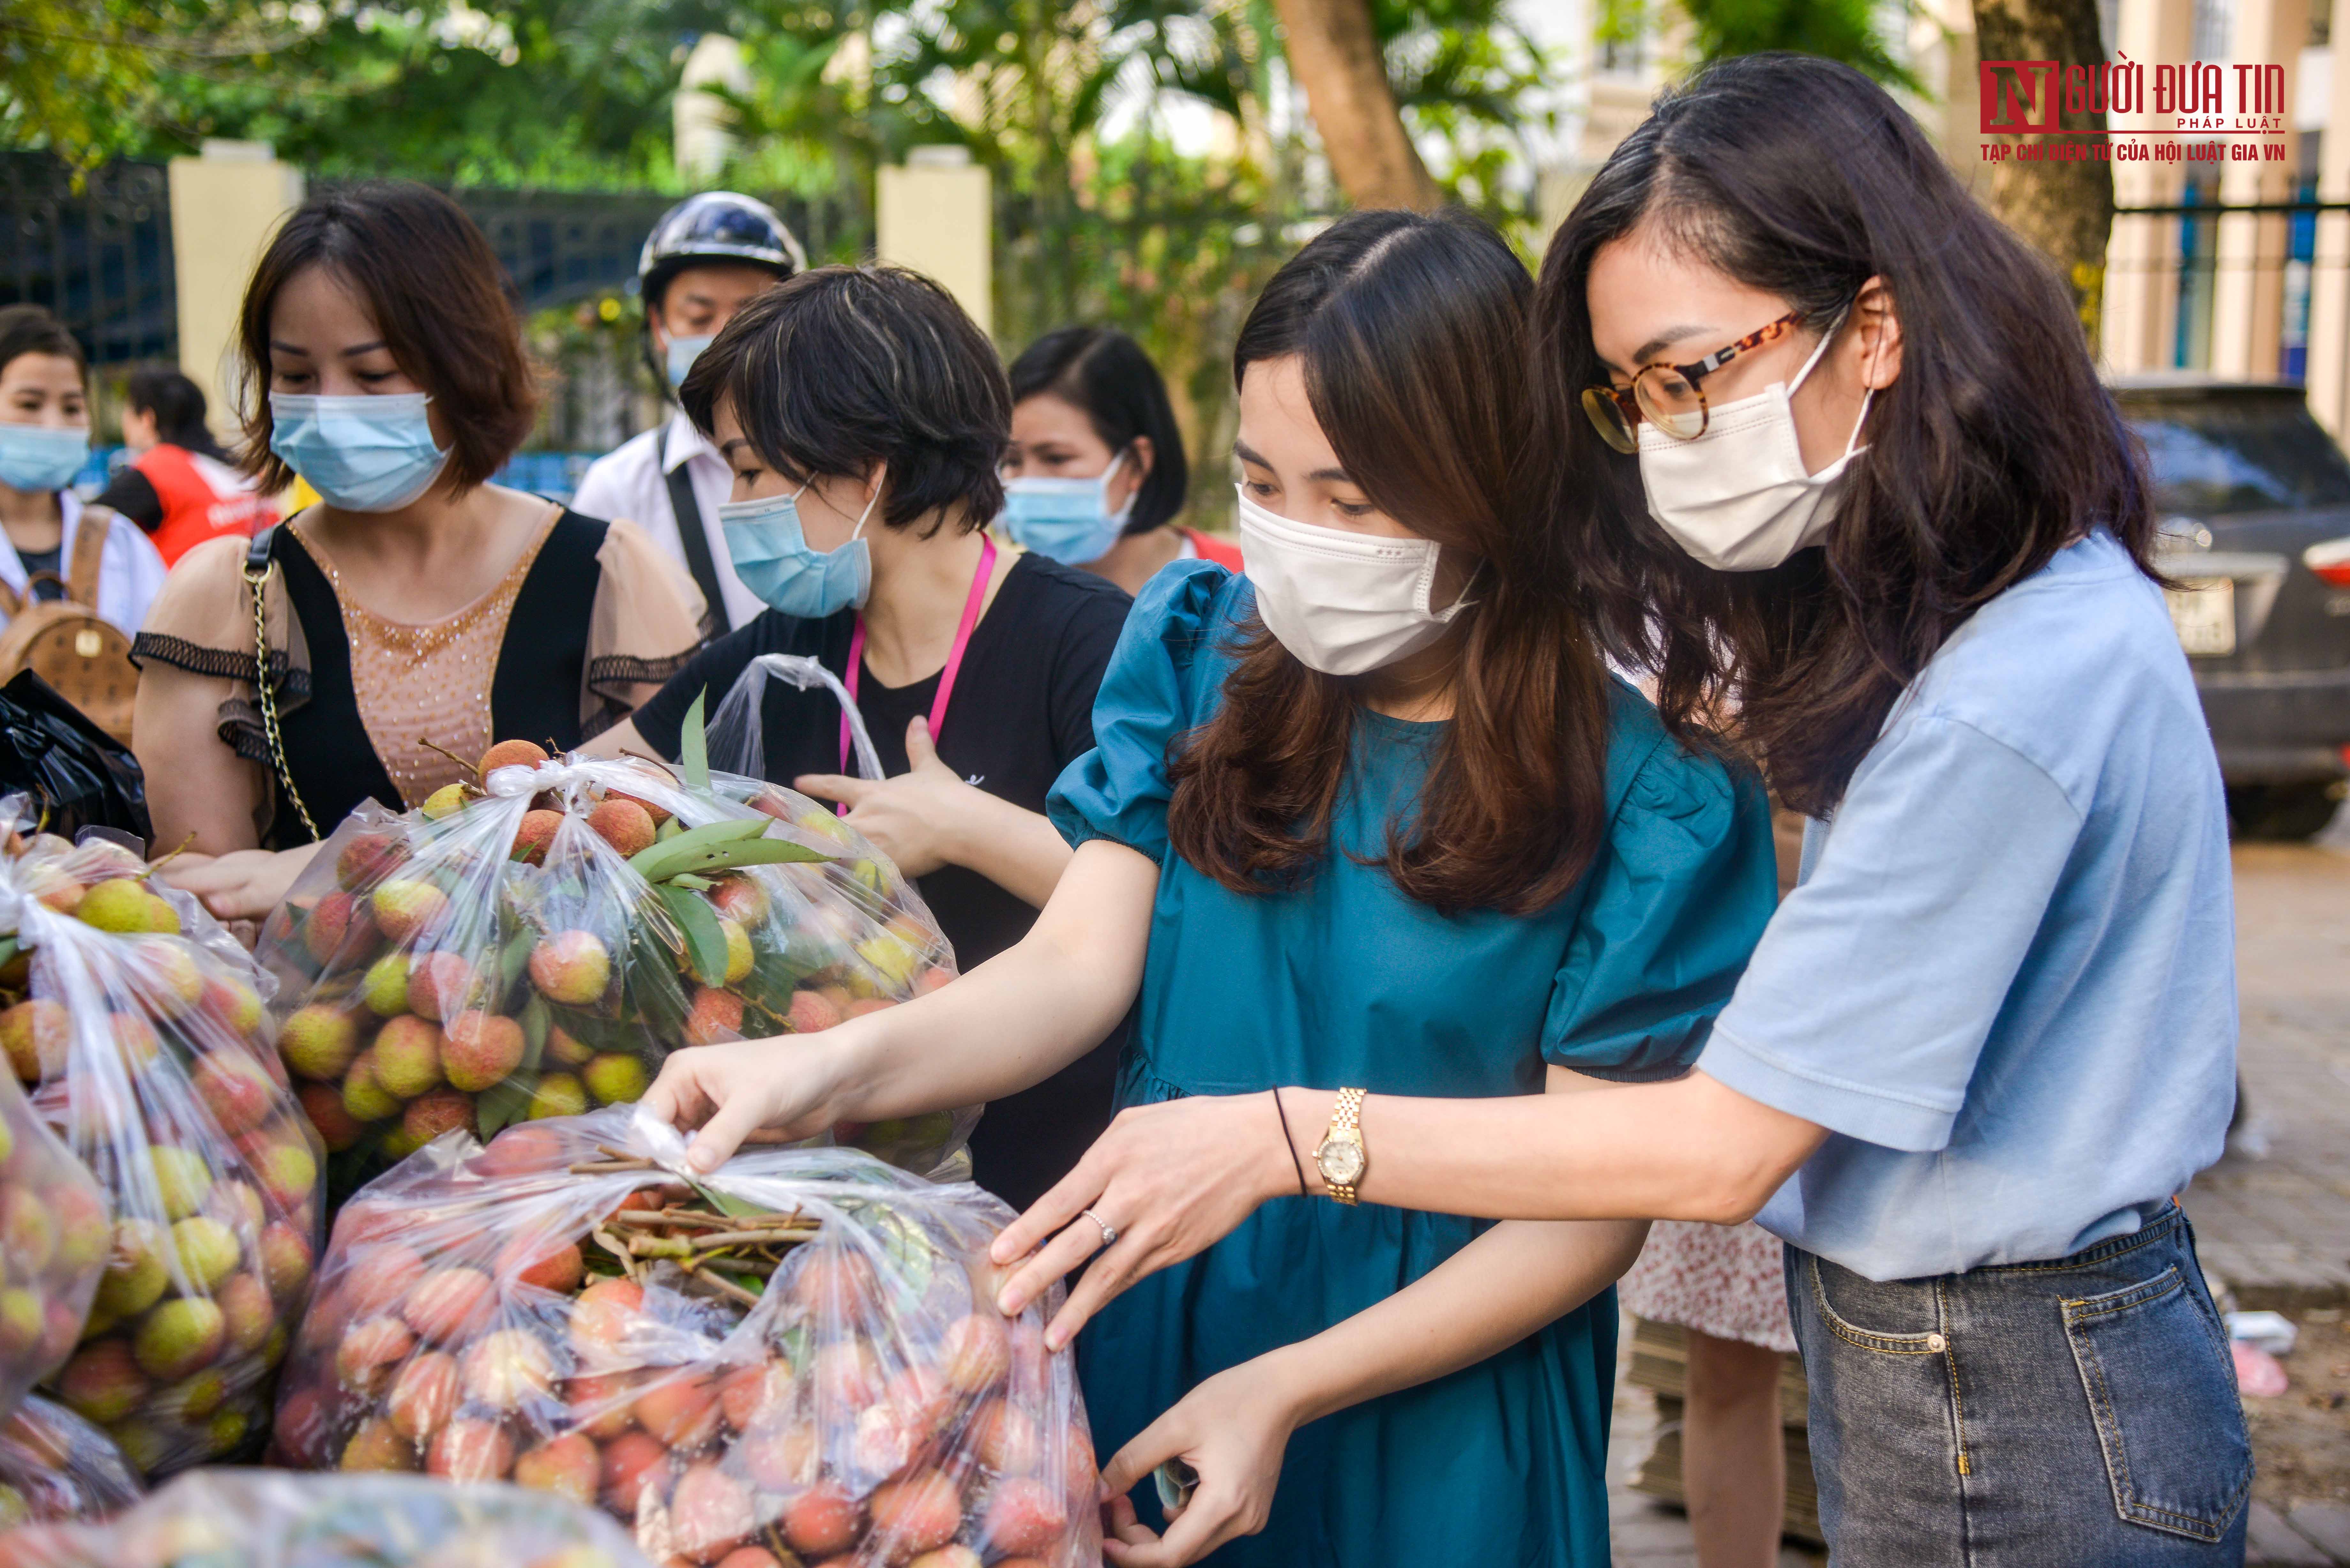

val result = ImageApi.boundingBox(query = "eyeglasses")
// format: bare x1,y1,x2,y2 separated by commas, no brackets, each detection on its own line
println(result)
1581,310,1806,455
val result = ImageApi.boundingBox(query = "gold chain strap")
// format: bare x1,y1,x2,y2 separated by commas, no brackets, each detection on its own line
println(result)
242,554,321,844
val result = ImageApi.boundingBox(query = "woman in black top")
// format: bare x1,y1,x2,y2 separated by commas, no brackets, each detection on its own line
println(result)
134,182,704,916
590,266,1132,1207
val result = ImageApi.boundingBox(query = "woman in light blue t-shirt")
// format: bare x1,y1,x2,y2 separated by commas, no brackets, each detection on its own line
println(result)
938,55,2246,1568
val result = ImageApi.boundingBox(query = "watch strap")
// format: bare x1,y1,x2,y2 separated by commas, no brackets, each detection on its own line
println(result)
1321,1087,1367,1205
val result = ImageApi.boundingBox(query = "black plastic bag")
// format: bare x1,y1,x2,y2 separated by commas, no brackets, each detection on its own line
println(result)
0,672,149,844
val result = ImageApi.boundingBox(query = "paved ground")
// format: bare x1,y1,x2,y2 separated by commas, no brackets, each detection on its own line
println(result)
1606,804,2350,1567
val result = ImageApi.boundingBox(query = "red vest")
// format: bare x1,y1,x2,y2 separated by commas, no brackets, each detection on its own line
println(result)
135,443,276,566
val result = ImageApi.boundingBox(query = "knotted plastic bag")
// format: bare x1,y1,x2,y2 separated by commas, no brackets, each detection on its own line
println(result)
0,1397,140,1527
273,1106,1101,1568
0,1469,655,1568
0,814,322,1477
256,748,964,1207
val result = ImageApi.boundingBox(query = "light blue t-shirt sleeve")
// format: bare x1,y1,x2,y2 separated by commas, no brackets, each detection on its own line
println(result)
1543,737,1778,1082
1046,560,1233,863
1698,712,2084,1152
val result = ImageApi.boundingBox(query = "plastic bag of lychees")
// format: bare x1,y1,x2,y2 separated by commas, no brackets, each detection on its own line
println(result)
0,1468,656,1568
272,1106,1101,1568
255,740,969,1210
0,817,323,1478
0,1395,141,1527
0,1057,106,1427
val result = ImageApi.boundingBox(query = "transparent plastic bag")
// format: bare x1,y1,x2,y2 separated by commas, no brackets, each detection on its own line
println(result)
0,1468,655,1568
707,652,886,785
0,824,323,1477
255,747,965,1205
274,1106,1101,1568
0,1068,105,1426
0,1396,140,1527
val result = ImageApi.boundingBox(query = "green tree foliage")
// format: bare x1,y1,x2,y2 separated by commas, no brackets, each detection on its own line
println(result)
1601,0,1919,89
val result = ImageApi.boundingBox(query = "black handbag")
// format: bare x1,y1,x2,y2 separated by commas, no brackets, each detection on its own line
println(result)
0,667,151,843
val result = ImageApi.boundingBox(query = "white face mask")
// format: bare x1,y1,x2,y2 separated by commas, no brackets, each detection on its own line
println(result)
1636,317,1874,572
1233,487,1467,675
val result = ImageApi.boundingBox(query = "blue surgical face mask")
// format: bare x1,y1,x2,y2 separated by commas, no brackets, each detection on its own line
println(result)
0,424,91,494
999,450,1132,564
720,477,879,619
269,392,450,512
665,333,716,389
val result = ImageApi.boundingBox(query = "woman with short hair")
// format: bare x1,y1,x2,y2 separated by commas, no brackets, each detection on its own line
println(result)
1001,326,1239,593
587,265,1136,1210
134,179,704,919
94,367,278,566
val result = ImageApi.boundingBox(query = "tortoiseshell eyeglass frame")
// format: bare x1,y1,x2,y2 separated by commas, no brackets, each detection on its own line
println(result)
1581,309,1807,454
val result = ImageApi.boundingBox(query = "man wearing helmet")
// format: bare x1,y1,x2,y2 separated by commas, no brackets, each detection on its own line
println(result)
572,191,807,637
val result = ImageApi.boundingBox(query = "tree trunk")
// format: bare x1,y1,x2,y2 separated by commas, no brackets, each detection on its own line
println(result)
1973,0,2115,339
1268,0,1444,211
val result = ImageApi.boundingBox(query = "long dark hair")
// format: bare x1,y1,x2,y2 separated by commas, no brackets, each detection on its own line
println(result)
1536,53,2152,815
1167,209,1613,917
1009,326,1190,534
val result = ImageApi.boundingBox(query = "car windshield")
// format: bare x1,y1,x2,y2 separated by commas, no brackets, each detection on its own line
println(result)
2127,394,2350,514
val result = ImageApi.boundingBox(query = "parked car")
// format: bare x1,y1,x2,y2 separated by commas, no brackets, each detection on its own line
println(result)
2112,374,2350,840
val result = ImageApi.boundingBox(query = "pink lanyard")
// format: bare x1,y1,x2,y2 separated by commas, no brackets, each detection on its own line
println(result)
839,532,996,808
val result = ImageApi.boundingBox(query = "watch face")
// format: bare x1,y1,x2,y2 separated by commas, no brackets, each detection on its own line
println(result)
1318,1139,1366,1186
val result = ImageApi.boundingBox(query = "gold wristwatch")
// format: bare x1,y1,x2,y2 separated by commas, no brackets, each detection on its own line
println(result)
1314,1087,1368,1204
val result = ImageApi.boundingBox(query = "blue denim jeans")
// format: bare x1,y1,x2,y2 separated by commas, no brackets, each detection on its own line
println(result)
1786,1206,2250,1566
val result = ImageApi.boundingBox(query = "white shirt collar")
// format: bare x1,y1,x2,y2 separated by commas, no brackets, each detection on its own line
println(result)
661,412,718,475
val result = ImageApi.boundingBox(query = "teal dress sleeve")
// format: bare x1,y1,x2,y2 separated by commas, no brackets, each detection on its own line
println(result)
1046,559,1238,863
1543,726,1777,1081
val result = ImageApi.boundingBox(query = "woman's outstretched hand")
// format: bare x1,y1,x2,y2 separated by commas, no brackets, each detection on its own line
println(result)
154,845,315,925
640,1034,853,1172
1097,1359,1302,1567
988,1090,1316,1349
793,716,976,878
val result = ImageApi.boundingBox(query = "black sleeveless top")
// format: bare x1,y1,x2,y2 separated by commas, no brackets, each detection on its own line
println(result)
260,512,608,849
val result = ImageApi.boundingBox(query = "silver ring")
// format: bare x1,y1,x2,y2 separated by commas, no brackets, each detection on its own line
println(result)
1080,1208,1117,1246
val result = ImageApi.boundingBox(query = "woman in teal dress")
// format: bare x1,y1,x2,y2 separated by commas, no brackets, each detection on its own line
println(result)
644,209,1777,1567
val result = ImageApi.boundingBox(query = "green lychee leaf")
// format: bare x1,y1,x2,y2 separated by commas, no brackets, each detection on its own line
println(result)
498,928,534,992
475,1076,533,1140
655,882,730,988
669,872,714,891
681,689,711,795
681,1173,768,1218
519,995,549,1073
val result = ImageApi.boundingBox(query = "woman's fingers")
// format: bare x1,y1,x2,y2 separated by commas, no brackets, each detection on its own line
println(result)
1099,1412,1187,1499
1044,1231,1151,1348
993,1158,1106,1264
903,715,942,771
792,772,871,805
994,1212,1105,1319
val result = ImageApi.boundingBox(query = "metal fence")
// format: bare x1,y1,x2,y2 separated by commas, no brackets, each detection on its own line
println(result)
0,155,176,366
2108,194,2339,381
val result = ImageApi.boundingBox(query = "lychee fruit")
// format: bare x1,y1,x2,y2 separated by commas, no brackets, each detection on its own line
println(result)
544,1023,593,1066
73,877,172,934
870,1470,962,1557
715,919,754,986
970,1400,1040,1474
781,1481,863,1558
359,952,412,1017
420,782,470,820
0,998,67,1082
145,1144,214,1220
191,1049,278,1136
564,1370,640,1439
582,1052,649,1105
303,890,376,965
107,1011,162,1067
335,1314,417,1395
718,1360,789,1431
199,972,268,1036
707,873,768,926
341,1242,427,1318
427,1416,514,1481
371,878,452,945
406,950,481,1022
716,1550,783,1568
337,829,410,892
907,1549,983,1568
462,1326,557,1411
512,1431,600,1506
586,798,656,857
528,1072,588,1120
387,1349,459,1442
0,1289,42,1358
671,1461,755,1564
126,936,207,1017
369,1015,443,1098
785,989,843,1035
299,1081,365,1150
442,1011,524,1092
50,1181,108,1272
511,809,565,866
258,1221,314,1303
403,1265,495,1343
133,1295,226,1380
341,1053,402,1124
95,1218,171,1317
682,987,746,1047
479,738,550,778
634,1372,722,1451
280,1005,360,1081
569,1277,648,1358
246,1137,319,1212
0,1187,55,1273
168,1214,241,1293
980,1476,1067,1556
499,1233,585,1294
470,1122,565,1177
740,1420,819,1492
528,930,611,1006
600,1429,669,1517
940,1312,1011,1395
340,1415,419,1472
55,1340,146,1424
401,1087,477,1146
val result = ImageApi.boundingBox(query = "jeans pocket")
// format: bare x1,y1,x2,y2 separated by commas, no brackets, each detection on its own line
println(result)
2062,1266,2252,1542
